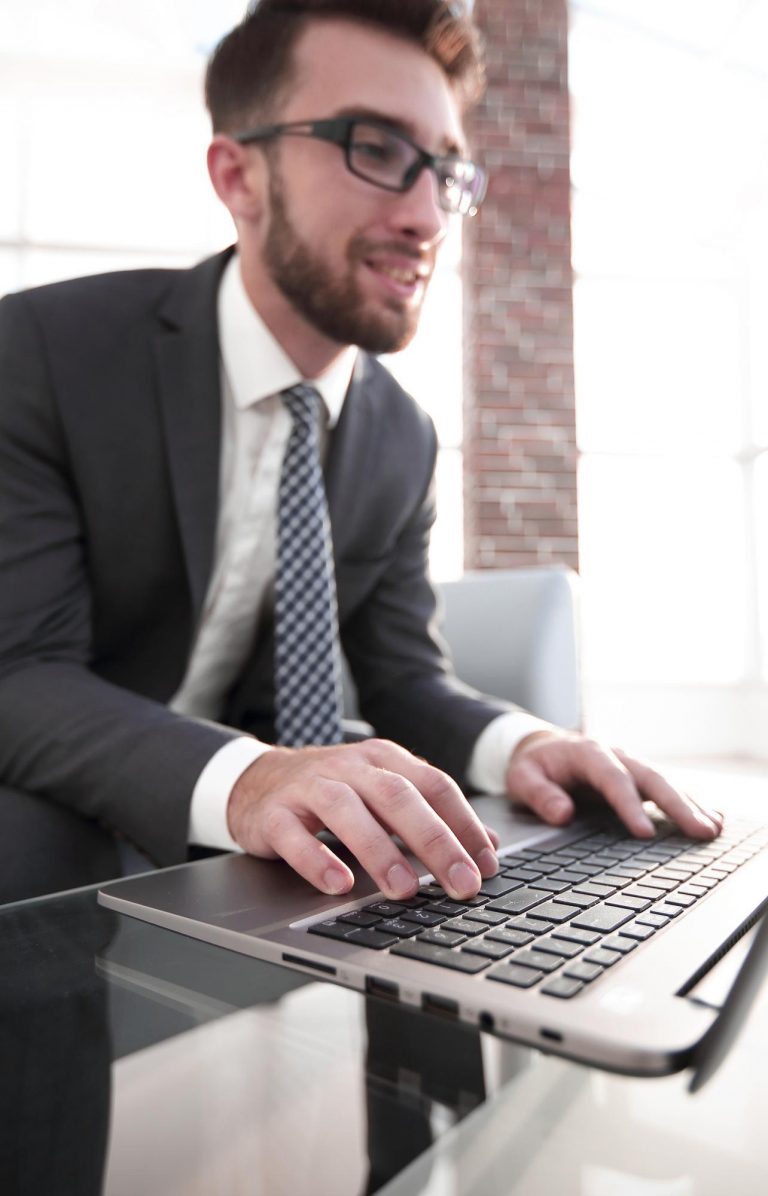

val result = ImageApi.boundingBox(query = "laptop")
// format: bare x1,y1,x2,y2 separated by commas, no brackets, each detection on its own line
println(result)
98,793,768,1078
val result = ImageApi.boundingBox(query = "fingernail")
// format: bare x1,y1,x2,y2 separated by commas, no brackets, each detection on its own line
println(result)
447,861,480,899
545,797,571,822
386,863,417,898
636,814,656,837
478,847,499,877
322,868,350,895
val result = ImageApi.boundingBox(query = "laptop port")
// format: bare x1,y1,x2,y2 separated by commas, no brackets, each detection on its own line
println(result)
421,993,459,1020
479,1011,495,1030
365,976,399,1002
282,953,336,976
540,1028,563,1043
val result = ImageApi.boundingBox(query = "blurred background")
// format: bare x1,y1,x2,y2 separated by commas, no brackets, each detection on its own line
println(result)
1,0,766,763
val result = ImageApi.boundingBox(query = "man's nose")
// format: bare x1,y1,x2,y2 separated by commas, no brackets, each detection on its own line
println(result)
388,165,449,247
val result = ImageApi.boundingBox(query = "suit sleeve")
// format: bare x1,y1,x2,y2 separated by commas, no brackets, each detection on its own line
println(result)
340,413,516,791
0,291,239,865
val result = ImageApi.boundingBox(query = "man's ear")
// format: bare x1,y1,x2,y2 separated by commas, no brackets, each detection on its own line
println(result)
207,134,267,222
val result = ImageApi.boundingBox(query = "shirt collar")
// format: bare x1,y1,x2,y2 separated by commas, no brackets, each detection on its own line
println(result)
217,253,356,428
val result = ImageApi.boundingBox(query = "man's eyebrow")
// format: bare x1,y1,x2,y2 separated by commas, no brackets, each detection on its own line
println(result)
331,106,466,157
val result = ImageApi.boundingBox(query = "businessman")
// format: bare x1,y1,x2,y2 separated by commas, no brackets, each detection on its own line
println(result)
0,0,722,904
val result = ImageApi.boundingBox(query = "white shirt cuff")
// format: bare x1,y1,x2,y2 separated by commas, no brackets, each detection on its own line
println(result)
467,711,554,794
188,737,273,851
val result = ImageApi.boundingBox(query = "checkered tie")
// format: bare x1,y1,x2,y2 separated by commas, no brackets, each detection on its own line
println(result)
274,384,343,747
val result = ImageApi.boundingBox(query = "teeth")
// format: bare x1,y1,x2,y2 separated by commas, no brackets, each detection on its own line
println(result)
376,265,418,284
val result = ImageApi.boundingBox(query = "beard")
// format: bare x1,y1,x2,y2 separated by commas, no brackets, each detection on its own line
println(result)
263,167,428,354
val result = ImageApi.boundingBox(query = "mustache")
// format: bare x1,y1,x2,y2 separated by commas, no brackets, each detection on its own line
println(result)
349,237,434,271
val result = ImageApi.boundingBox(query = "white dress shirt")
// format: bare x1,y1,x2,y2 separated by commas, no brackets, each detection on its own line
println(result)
178,255,550,850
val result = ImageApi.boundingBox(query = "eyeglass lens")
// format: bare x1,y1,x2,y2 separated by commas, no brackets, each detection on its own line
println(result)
346,122,480,215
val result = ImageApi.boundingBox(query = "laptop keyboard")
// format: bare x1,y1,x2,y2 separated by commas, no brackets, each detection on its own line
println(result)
307,819,768,999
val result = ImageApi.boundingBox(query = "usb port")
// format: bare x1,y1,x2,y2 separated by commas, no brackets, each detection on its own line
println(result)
421,993,459,1020
365,976,399,1002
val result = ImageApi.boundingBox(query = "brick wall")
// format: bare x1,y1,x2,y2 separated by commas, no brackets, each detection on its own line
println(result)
463,0,578,569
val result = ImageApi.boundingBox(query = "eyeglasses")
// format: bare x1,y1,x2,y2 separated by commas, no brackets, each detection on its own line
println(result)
232,117,487,217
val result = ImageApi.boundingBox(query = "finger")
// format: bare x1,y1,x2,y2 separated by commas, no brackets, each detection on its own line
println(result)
505,759,577,826
363,740,499,877
305,776,425,900
614,751,724,839
553,743,658,837
343,763,482,900
258,803,355,896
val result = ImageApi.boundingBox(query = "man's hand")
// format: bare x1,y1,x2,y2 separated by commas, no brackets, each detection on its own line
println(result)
505,730,723,839
227,738,500,901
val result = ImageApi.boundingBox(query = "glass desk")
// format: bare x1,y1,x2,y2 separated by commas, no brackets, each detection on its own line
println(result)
2,765,768,1196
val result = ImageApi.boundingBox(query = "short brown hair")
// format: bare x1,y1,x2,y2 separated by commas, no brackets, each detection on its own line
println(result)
205,0,486,132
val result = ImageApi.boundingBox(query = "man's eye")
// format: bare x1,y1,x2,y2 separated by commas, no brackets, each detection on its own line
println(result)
354,140,399,163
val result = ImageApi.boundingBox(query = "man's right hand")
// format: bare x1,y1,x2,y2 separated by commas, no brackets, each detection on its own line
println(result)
226,738,500,901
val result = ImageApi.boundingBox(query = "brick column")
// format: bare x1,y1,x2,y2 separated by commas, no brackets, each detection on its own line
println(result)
463,0,578,569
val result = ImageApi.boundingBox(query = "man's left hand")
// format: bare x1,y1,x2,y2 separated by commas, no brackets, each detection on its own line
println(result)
505,730,723,840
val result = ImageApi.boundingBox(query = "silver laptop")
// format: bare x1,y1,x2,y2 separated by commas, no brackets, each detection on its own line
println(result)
98,793,768,1078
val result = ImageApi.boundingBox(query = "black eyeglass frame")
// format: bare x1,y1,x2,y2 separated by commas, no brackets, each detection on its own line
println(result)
231,117,488,217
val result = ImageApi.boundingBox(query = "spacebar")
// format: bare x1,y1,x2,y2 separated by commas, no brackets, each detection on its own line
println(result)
390,939,491,973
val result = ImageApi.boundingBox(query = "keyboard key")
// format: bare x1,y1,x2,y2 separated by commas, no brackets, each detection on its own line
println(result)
402,909,447,927
635,912,670,929
677,884,708,898
487,888,547,915
365,901,406,918
550,869,588,884
624,885,666,901
526,901,577,923
664,892,697,909
583,947,623,968
347,928,399,949
461,938,515,960
651,902,683,918
479,875,525,898
595,874,633,888
606,864,648,879
553,891,598,909
573,881,618,897
418,885,445,900
390,939,491,972
618,922,656,942
378,918,423,937
486,927,534,948
425,901,469,917
563,960,603,982
337,911,382,928
601,935,637,955
534,936,582,959
418,928,467,948
488,963,543,989
511,949,561,973
605,894,652,912
443,918,486,936
571,906,634,933
507,916,552,935
541,976,584,999
567,862,606,877
465,909,509,927
552,926,601,947
309,919,354,941
502,867,543,882
634,876,678,893
529,878,572,894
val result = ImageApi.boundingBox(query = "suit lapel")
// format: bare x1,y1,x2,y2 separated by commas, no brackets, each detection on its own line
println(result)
153,250,232,619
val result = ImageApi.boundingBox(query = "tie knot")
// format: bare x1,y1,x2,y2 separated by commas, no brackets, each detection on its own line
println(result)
281,384,322,432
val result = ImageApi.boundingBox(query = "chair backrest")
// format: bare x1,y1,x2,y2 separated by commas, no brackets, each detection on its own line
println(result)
436,566,581,730
342,565,582,731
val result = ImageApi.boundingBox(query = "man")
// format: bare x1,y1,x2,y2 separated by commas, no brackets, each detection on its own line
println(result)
0,0,721,904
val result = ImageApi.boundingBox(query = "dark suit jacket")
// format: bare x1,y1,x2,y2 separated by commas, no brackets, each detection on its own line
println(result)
0,250,511,867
